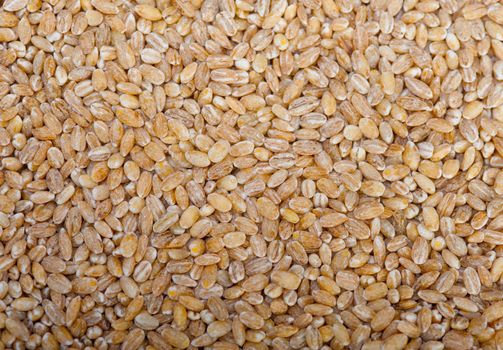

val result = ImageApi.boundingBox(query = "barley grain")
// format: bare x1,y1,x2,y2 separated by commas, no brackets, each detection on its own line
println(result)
0,0,502,348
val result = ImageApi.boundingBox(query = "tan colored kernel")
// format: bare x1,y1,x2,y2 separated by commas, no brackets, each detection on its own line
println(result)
207,193,232,212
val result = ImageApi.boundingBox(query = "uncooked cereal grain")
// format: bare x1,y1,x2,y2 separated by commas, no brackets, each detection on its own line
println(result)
1,0,503,349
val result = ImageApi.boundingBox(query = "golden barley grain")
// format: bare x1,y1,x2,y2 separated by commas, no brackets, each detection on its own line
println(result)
1,0,503,349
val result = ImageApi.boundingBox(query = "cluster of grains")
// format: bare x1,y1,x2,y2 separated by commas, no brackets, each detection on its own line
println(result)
1,0,503,349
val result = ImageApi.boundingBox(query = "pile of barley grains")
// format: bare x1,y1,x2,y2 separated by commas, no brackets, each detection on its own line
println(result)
1,0,503,349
